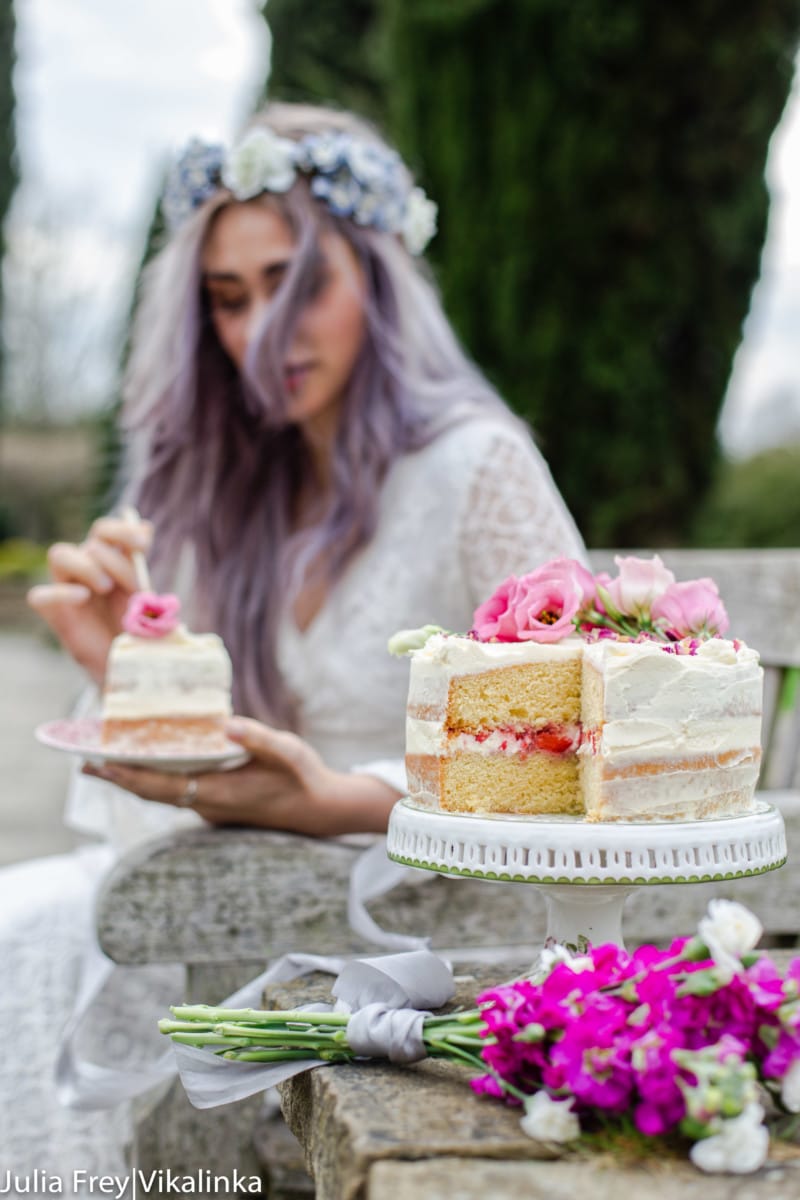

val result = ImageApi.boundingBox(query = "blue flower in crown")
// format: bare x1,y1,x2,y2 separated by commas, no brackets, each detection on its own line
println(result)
163,138,224,229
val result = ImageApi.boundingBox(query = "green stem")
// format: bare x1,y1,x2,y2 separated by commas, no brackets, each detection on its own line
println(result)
170,1005,351,1027
168,1032,254,1047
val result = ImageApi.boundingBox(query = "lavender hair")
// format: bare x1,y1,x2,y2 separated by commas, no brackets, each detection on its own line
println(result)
122,103,520,727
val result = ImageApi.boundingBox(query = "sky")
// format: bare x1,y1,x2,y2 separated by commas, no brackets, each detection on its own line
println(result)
6,1,800,454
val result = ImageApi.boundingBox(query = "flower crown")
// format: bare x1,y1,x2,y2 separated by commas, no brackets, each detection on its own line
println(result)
163,127,438,256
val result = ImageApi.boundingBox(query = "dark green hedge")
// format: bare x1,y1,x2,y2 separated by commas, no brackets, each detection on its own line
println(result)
690,443,800,547
385,0,800,546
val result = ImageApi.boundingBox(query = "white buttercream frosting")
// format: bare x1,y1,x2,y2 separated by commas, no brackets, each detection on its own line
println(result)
103,628,233,720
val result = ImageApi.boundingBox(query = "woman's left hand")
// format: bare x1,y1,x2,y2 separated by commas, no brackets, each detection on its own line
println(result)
81,717,398,836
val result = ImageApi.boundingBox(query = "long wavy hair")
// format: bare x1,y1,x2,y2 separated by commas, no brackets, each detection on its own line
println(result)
122,103,516,727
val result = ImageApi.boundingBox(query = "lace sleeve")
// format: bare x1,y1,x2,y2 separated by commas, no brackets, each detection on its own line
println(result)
459,429,587,607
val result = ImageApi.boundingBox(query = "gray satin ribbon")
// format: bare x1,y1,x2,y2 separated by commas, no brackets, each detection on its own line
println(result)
346,1003,428,1064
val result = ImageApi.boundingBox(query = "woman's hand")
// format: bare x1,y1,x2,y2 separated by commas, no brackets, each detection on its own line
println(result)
27,515,153,682
81,717,400,837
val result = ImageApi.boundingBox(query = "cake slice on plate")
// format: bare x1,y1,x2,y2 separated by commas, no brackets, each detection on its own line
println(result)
101,591,233,754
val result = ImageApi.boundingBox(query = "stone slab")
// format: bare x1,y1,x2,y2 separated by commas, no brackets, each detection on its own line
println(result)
366,1153,800,1200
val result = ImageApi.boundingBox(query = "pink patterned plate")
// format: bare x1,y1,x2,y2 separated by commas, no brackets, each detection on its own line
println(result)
35,718,250,775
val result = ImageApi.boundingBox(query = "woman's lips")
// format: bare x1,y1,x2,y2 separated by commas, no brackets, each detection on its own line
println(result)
284,363,314,392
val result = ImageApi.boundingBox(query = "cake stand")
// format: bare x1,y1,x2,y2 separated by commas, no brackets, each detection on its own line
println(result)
386,798,787,948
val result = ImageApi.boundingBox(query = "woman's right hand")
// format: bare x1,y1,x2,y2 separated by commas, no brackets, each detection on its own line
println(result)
27,515,153,683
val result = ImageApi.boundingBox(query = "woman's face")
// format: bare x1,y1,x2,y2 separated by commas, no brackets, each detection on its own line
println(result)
201,201,367,434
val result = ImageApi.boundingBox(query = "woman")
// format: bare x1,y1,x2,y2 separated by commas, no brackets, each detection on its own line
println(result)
9,103,584,1174
30,102,585,844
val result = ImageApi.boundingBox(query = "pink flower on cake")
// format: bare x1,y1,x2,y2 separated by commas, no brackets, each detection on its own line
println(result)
471,574,525,641
472,559,595,643
122,591,181,638
651,579,730,639
604,555,675,620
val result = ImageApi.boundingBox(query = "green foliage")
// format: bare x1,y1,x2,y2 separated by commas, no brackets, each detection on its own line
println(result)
0,0,18,422
384,0,800,546
689,443,800,547
0,537,47,581
263,0,388,121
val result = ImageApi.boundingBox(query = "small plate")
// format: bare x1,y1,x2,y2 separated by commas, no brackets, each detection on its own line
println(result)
35,718,250,775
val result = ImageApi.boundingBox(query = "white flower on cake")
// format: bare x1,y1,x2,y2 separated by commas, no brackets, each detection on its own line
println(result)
520,1091,580,1144
697,899,763,984
222,128,297,199
402,187,438,255
688,1103,769,1175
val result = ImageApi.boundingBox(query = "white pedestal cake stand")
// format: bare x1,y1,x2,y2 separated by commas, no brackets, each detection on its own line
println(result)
386,798,787,948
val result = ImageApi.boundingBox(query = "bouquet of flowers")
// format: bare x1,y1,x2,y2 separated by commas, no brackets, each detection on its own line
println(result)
160,899,800,1174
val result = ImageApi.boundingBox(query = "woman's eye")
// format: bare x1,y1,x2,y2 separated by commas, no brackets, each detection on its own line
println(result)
209,294,247,314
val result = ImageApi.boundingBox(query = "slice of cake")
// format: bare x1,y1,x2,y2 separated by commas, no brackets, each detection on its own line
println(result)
406,635,584,815
393,555,763,822
102,591,233,754
580,637,762,822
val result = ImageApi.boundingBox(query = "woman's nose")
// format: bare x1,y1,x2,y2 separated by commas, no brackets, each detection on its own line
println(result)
244,299,271,350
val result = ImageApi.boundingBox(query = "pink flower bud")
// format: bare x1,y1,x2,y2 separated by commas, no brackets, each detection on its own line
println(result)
122,591,181,638
650,579,729,639
605,555,675,619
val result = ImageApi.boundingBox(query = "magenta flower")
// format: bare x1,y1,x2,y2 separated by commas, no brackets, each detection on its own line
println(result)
472,558,595,643
122,590,182,638
650,579,730,639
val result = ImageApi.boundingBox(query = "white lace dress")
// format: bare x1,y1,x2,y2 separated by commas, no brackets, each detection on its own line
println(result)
0,415,585,1177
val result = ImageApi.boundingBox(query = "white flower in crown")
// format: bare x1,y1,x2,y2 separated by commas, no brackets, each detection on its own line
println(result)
402,186,438,255
347,139,397,188
222,128,297,200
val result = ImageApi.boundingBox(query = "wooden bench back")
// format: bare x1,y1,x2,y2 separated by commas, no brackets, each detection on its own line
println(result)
589,550,800,790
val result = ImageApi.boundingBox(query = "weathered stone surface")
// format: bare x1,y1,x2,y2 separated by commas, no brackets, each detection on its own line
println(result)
366,1154,800,1200
96,787,800,972
96,829,549,965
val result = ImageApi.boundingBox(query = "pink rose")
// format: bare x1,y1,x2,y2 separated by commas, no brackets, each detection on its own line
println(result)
650,579,730,639
122,591,181,638
605,555,675,619
472,558,595,643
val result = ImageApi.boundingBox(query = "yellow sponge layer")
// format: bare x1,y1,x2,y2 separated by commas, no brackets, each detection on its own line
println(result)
447,662,582,730
440,753,582,815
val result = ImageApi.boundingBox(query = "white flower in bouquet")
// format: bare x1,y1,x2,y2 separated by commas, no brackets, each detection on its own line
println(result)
697,899,763,983
689,1103,769,1175
223,128,297,199
781,1057,800,1113
402,187,438,255
520,1091,580,1144
539,943,594,975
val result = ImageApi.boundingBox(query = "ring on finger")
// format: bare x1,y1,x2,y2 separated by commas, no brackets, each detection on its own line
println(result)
178,776,199,807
